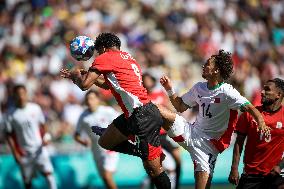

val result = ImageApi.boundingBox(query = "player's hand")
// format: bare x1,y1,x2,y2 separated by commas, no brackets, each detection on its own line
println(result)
60,69,72,79
257,121,271,136
160,76,173,91
270,165,281,176
83,140,91,147
228,168,239,185
80,69,88,75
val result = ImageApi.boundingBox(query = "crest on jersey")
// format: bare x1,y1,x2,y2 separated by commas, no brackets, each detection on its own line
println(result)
276,122,282,129
214,98,220,103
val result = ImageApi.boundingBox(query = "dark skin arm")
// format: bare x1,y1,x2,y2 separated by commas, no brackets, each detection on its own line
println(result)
228,133,246,185
60,68,109,90
6,134,24,163
74,133,90,147
242,104,270,135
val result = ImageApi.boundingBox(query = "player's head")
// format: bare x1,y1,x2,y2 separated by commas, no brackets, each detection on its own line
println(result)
261,78,284,106
94,33,121,55
13,84,28,107
202,50,233,81
85,90,100,111
142,73,156,92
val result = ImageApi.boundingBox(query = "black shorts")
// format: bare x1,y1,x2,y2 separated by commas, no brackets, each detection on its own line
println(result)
160,134,179,153
237,173,284,189
113,102,164,161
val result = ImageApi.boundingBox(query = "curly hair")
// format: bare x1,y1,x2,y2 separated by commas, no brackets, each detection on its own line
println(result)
94,33,121,51
213,49,234,80
268,78,284,94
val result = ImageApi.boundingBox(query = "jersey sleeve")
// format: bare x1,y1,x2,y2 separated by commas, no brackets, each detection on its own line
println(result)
89,54,113,73
235,112,250,135
226,85,250,111
181,83,198,107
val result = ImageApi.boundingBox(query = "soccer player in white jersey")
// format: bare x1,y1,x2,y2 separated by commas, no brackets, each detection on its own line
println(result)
159,50,270,189
4,85,57,189
74,90,120,189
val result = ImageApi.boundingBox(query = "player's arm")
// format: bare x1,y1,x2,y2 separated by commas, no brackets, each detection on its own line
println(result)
61,67,109,91
160,76,189,113
74,132,90,147
271,158,284,176
41,123,52,145
95,74,110,90
228,132,246,185
242,103,270,135
6,133,22,163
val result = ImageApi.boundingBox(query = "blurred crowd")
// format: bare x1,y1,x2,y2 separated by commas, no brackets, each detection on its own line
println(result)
0,0,284,154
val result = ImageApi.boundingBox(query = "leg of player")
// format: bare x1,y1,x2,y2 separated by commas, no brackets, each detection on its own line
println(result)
43,172,57,189
143,157,171,189
101,170,117,189
98,123,143,158
195,171,212,189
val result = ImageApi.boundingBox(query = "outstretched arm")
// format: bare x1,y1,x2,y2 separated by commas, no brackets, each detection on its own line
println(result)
160,76,189,113
242,104,270,135
60,68,109,90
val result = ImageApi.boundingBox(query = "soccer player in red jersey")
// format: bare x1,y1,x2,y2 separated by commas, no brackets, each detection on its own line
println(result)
228,78,284,189
61,33,173,189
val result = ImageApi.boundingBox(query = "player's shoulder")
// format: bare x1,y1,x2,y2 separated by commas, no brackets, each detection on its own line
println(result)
79,109,92,118
98,105,120,116
219,83,239,94
27,102,42,111
6,106,16,116
97,105,116,113
193,82,205,89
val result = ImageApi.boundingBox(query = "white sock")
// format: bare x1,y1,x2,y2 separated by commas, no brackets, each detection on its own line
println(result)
168,171,176,189
46,174,57,189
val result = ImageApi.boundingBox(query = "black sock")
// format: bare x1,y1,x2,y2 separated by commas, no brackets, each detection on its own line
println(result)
152,171,171,189
111,140,142,158
175,164,181,189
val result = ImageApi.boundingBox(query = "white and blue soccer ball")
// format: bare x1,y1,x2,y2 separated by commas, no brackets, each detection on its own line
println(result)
70,35,95,61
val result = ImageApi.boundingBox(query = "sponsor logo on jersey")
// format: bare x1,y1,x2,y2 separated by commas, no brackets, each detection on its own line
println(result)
276,122,282,129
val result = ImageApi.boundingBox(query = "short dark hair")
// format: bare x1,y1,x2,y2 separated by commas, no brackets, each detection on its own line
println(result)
213,49,234,80
85,89,99,98
267,78,284,93
94,33,121,51
13,84,26,94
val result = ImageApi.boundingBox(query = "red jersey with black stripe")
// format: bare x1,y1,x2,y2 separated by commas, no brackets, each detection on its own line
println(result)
236,106,284,175
90,50,149,118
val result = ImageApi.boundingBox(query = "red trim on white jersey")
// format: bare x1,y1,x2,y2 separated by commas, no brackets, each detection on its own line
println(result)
210,110,238,153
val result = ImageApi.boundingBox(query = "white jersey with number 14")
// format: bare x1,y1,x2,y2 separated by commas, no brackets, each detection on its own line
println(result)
181,82,249,139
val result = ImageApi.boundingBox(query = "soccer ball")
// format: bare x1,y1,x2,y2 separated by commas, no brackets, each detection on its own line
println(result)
70,35,95,61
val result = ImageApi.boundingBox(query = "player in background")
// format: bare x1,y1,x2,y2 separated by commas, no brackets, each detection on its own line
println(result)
159,49,270,189
74,90,120,189
228,78,284,189
142,73,182,189
4,85,57,189
60,32,175,189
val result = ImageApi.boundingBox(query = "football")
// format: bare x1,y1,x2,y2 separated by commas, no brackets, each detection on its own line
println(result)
70,35,95,61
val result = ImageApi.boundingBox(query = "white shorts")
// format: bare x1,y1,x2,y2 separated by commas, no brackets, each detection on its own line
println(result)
168,115,219,175
20,147,54,183
91,140,119,175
